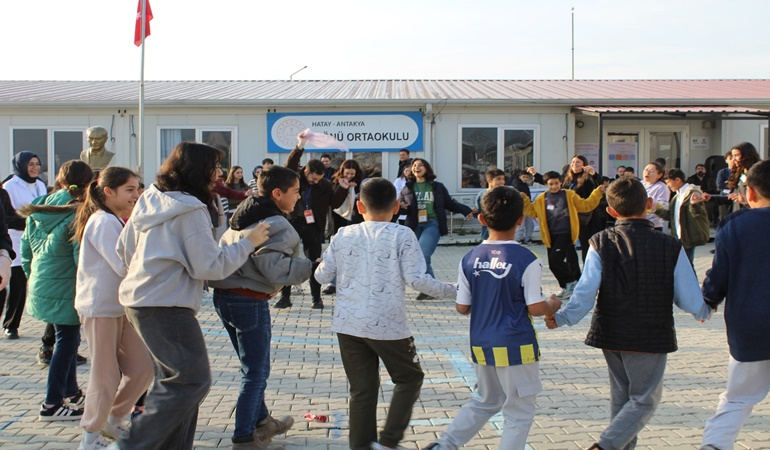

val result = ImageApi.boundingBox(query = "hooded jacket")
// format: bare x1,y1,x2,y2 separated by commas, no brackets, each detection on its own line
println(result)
20,189,80,325
117,185,255,312
208,196,312,294
522,187,604,248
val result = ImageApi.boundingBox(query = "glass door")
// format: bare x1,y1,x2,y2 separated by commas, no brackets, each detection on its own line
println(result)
649,131,682,171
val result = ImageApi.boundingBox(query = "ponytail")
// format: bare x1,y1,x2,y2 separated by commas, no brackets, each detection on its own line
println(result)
71,166,139,243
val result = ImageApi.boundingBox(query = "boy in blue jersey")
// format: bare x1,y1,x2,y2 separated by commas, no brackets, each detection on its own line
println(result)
425,186,562,450
546,177,712,450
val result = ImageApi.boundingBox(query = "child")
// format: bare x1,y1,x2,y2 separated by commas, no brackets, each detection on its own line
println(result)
20,160,93,421
700,160,770,450
72,167,153,449
546,177,712,450
425,186,561,450
475,168,507,240
208,166,312,449
115,142,270,449
522,170,605,298
314,177,456,450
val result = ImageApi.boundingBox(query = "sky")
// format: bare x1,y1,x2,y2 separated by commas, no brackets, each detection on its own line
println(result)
2,0,769,81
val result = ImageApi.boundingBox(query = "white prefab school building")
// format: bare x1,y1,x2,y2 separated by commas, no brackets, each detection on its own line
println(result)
1,79,769,195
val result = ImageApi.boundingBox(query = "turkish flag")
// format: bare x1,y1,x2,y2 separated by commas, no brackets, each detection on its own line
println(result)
134,0,153,46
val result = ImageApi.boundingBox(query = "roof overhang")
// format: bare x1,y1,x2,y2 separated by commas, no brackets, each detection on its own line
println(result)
573,105,770,119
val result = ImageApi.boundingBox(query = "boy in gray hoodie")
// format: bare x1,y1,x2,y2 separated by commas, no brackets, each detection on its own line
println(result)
209,166,313,449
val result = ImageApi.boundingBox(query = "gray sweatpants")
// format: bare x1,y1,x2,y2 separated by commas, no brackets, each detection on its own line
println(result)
599,350,667,450
437,362,542,450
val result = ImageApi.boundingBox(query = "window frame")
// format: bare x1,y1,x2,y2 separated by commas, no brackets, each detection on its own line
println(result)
457,124,540,191
156,126,238,168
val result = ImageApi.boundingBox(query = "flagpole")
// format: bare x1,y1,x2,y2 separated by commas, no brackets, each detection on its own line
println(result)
138,0,147,180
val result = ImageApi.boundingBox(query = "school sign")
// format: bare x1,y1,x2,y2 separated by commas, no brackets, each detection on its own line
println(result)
267,112,423,153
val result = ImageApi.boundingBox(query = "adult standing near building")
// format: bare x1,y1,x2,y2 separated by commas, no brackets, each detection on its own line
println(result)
399,158,475,300
725,142,760,211
686,164,707,188
397,149,412,178
275,134,348,310
320,154,336,180
654,169,710,268
225,166,250,214
80,126,115,172
563,155,602,262
0,184,25,338
2,151,47,340
699,160,770,450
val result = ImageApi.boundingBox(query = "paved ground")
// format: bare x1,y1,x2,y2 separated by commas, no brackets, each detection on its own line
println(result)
1,241,768,449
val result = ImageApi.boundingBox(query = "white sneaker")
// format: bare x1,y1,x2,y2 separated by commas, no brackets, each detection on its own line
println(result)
102,417,130,440
562,281,577,298
78,431,112,450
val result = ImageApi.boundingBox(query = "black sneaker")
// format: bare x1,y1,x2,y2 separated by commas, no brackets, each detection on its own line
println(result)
76,354,88,366
415,293,434,301
37,346,53,366
273,297,292,309
322,285,336,295
4,329,19,339
311,298,324,309
65,389,85,410
39,402,84,421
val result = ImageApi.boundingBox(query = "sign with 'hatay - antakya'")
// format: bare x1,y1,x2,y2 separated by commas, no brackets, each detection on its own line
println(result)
267,111,423,153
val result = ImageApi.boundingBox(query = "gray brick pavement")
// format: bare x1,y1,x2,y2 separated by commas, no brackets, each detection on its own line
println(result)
1,242,768,449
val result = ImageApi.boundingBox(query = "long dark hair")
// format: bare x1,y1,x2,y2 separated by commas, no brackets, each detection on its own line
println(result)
332,159,363,187
727,142,760,189
72,167,140,243
407,158,437,182
226,165,248,189
562,154,591,189
155,142,222,208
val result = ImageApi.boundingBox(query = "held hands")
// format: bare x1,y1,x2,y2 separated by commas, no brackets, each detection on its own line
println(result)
727,192,746,204
598,183,607,193
466,208,478,219
338,178,356,189
690,192,705,204
242,221,271,247
544,294,562,329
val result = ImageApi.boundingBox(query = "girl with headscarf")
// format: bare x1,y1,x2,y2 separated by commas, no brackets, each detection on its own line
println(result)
2,151,47,339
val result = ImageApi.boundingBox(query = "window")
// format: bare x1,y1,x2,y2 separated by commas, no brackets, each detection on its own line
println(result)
349,152,382,176
159,127,235,171
460,126,537,189
12,128,85,184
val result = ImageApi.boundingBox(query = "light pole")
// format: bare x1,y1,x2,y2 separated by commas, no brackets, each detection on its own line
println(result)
290,66,308,81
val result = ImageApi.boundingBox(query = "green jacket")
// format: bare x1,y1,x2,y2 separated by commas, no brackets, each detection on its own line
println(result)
21,190,80,326
654,184,710,249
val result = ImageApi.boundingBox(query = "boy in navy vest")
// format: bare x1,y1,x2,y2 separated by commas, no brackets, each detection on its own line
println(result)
546,177,712,450
425,186,562,450
700,160,770,450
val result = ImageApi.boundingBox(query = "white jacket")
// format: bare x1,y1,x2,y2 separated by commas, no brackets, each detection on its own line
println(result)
3,175,47,266
75,210,127,318
117,185,255,312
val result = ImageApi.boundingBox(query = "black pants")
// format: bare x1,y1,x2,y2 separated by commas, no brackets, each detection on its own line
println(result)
281,220,323,300
548,233,581,288
1,266,27,332
337,333,424,450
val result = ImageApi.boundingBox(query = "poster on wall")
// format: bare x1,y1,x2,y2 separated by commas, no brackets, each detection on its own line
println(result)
575,143,600,169
267,112,423,153
607,142,638,174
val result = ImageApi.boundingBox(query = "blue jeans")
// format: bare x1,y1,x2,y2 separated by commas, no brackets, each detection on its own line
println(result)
45,324,80,404
684,246,696,270
213,290,272,439
414,219,440,277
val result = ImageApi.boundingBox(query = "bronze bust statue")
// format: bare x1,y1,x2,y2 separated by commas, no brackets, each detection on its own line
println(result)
80,126,115,170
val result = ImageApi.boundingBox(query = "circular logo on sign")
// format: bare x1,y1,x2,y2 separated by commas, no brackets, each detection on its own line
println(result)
275,119,307,148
